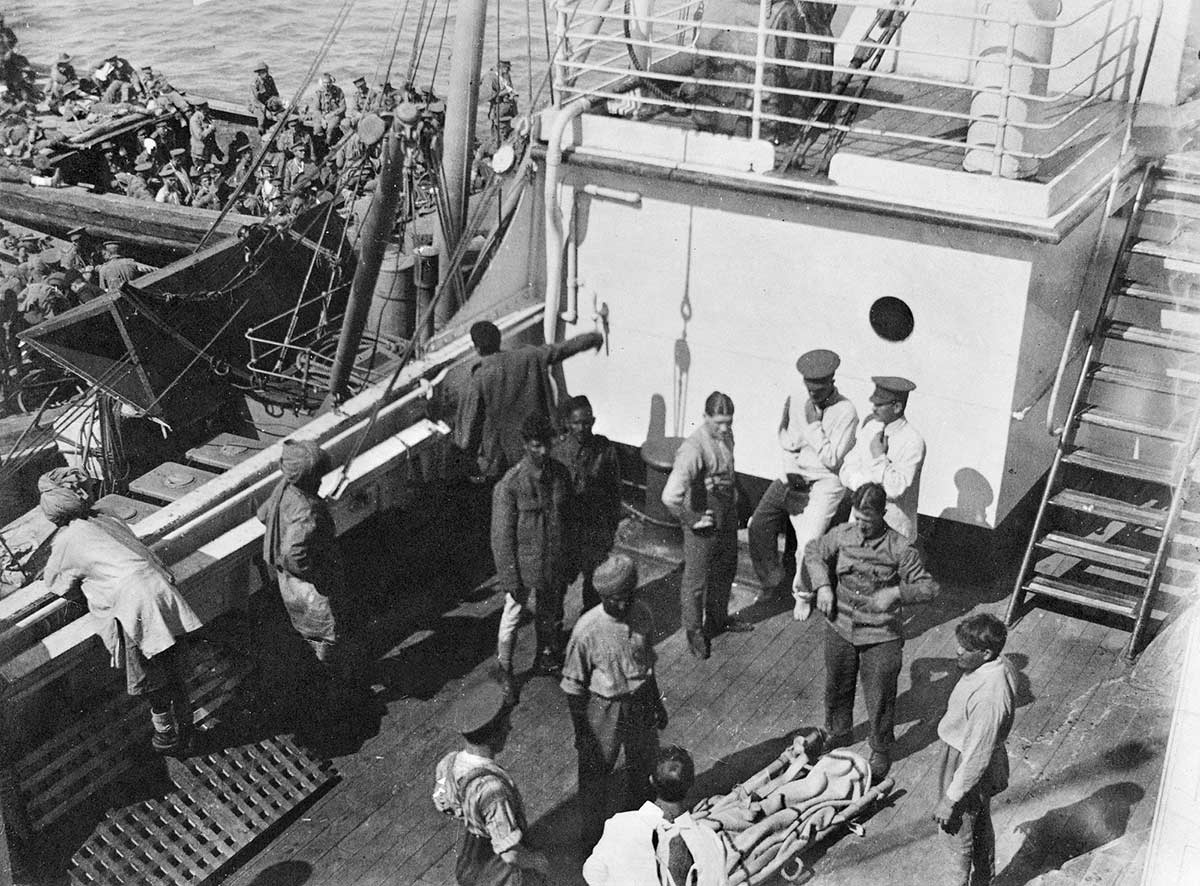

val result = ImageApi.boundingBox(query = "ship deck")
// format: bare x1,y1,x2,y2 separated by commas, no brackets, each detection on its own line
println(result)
179,488,1183,886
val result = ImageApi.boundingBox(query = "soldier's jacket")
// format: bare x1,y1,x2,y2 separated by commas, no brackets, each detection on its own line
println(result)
249,72,279,109
490,455,571,600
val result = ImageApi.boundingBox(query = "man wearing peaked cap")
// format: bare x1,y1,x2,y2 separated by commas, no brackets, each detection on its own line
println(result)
433,681,550,883
749,349,858,620
840,375,926,542
561,552,669,849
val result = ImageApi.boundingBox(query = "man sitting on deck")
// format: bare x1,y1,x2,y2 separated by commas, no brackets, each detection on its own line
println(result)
40,468,202,755
47,52,77,104
248,61,281,133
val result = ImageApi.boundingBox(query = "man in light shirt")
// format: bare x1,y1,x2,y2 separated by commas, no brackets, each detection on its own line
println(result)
584,745,729,886
840,376,925,542
748,348,856,618
561,553,669,850
932,613,1018,886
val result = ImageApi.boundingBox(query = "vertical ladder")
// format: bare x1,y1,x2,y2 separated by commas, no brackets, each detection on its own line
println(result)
1006,157,1200,659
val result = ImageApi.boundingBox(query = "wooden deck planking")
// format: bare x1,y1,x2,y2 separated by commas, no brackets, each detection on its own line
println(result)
210,524,1180,886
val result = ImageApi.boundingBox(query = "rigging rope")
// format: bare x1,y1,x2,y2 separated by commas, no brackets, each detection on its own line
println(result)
196,0,361,251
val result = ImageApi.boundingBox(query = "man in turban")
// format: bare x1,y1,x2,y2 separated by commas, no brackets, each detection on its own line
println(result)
257,438,354,715
40,469,202,755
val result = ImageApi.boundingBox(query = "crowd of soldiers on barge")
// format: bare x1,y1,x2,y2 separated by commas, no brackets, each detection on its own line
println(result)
1,26,520,402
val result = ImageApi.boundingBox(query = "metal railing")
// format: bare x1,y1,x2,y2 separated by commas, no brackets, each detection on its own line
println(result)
552,0,1153,177
245,284,405,402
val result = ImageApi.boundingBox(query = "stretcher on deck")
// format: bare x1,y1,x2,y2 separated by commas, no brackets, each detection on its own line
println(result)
692,732,894,884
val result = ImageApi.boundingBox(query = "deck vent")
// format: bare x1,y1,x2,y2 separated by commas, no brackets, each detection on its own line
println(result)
66,736,333,886
869,297,914,342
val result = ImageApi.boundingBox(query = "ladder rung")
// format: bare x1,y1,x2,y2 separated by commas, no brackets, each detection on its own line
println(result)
1144,196,1200,221
1063,447,1175,485
1090,364,1200,397
1120,282,1200,312
1077,407,1189,442
1050,488,1168,528
1130,239,1200,271
1104,320,1200,353
1024,576,1139,618
1160,156,1200,183
1037,531,1152,574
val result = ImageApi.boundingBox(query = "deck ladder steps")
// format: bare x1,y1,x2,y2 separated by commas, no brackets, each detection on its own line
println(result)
1119,282,1200,312
1007,158,1200,658
1103,320,1200,352
1024,576,1139,618
1089,363,1200,397
1049,489,1168,528
1036,531,1153,574
1075,407,1189,442
1129,238,1200,270
1143,196,1200,221
1062,448,1175,485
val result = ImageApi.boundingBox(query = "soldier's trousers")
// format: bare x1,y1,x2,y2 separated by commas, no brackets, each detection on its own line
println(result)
680,525,738,635
570,682,659,849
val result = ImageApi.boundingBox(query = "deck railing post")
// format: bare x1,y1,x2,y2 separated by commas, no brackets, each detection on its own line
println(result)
556,6,569,100
993,12,1019,177
751,0,770,141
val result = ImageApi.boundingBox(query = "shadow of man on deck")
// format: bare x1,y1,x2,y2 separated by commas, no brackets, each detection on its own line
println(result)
995,781,1145,886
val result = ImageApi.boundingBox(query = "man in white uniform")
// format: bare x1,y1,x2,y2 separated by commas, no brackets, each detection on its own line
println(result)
748,349,856,620
839,376,925,543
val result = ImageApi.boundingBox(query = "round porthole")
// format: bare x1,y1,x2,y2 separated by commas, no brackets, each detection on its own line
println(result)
869,296,914,342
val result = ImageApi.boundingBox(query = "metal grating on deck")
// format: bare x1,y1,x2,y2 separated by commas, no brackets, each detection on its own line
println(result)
67,736,333,886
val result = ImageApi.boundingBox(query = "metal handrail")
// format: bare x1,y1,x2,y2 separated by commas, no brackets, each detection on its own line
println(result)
556,0,1144,175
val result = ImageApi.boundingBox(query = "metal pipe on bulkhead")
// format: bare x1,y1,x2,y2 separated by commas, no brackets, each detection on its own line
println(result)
437,0,489,297
328,130,406,403
543,100,590,345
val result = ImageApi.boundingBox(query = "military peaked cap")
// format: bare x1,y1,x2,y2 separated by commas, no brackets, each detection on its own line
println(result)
869,376,917,405
795,349,840,380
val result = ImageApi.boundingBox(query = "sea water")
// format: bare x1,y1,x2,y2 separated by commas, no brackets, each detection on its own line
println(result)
4,0,550,109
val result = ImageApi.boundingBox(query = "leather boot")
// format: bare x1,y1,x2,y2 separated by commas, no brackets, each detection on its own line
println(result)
686,629,710,660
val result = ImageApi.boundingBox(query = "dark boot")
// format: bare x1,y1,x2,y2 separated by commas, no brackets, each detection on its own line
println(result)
869,748,891,785
150,707,187,756
686,629,710,660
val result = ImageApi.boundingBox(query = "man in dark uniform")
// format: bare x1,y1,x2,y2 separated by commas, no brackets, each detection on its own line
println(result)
97,241,154,291
433,680,550,885
59,226,90,277
346,75,371,124
456,320,603,481
553,395,622,614
48,52,77,104
311,72,346,147
188,101,222,169
492,413,572,681
662,391,751,660
486,60,519,148
804,481,939,782
560,552,668,849
248,61,280,133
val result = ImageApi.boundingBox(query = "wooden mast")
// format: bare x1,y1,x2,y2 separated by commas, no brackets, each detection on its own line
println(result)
326,129,406,402
434,0,489,306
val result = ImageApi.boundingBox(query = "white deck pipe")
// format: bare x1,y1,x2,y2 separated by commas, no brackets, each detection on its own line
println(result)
543,100,590,345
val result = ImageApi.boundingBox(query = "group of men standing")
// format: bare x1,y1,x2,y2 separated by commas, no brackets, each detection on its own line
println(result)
441,330,1019,886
